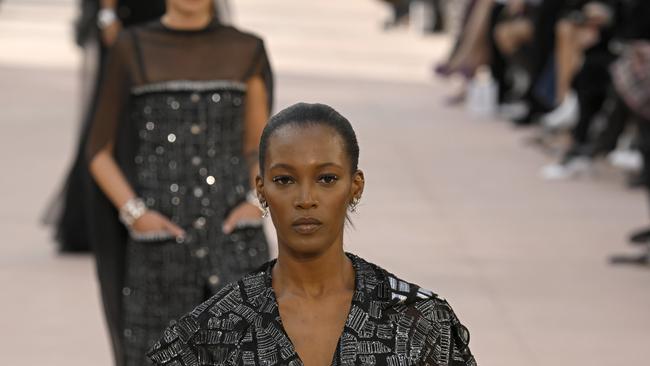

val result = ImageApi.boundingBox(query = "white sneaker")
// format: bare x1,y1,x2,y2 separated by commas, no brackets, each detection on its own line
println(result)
540,156,592,180
608,149,642,171
541,92,579,130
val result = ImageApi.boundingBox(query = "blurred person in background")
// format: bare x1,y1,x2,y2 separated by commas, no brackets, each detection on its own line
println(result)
606,0,650,264
49,0,231,253
490,0,542,104
47,0,166,253
538,1,617,129
498,0,618,126
84,0,273,364
434,0,496,104
147,102,477,366
380,0,445,32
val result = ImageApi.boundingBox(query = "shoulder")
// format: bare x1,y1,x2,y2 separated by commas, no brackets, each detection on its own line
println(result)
380,267,457,321
147,269,270,365
354,254,467,331
382,266,465,328
361,258,474,363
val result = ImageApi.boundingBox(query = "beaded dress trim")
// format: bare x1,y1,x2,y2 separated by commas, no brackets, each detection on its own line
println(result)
131,80,247,95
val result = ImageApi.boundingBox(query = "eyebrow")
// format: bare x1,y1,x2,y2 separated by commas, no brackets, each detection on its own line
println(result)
268,162,343,171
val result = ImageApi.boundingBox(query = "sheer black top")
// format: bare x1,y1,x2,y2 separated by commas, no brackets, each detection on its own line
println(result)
87,18,273,158
147,254,476,366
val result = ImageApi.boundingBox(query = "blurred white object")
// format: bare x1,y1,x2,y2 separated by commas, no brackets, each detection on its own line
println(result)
541,91,578,130
540,156,593,180
608,149,642,171
498,101,528,120
466,66,498,116
410,0,436,35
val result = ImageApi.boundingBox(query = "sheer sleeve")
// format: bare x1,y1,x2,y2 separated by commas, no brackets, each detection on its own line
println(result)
86,31,135,160
243,39,274,114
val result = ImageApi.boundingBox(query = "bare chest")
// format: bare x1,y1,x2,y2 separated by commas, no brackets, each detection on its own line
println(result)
279,295,353,366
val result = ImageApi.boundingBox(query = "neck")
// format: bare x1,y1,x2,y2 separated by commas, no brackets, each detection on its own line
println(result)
273,243,355,299
162,9,212,30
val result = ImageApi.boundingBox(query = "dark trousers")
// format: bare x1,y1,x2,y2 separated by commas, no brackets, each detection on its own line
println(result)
635,114,650,207
489,3,508,103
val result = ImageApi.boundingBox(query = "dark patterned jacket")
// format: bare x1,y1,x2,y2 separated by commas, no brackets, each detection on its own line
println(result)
148,253,476,366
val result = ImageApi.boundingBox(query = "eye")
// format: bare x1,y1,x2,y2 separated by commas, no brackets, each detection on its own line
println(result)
272,175,294,185
318,174,339,185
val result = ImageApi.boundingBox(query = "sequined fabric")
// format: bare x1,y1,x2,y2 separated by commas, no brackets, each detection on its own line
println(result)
123,81,269,366
147,254,476,366
84,20,273,366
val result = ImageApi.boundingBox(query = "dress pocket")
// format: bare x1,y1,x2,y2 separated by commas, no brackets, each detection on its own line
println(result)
129,230,177,244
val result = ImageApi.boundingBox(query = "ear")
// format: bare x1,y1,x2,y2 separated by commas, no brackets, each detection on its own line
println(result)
255,174,266,205
351,169,365,201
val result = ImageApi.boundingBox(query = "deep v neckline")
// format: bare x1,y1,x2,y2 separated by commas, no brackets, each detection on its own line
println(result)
265,256,360,366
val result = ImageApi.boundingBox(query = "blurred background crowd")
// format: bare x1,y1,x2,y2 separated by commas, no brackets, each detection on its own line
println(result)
385,0,650,263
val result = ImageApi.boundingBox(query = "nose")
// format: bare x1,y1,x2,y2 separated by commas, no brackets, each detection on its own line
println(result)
294,183,318,210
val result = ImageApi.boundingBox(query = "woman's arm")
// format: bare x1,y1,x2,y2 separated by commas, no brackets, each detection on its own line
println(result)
243,75,270,188
99,0,122,46
221,75,269,234
89,145,186,237
86,32,184,237
89,143,136,210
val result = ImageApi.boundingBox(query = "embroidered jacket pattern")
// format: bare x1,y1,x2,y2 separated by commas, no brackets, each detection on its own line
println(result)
148,254,477,366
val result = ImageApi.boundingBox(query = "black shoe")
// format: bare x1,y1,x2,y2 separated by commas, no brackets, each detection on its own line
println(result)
512,95,553,127
609,253,649,266
512,111,539,127
629,227,650,245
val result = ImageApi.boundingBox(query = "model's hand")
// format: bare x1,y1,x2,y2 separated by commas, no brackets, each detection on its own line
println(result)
222,202,263,234
101,20,122,46
131,210,186,238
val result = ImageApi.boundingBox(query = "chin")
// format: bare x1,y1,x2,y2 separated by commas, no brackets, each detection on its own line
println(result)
281,236,335,259
173,0,212,15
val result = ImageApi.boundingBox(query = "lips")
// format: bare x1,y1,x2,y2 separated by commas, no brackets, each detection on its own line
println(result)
291,217,322,234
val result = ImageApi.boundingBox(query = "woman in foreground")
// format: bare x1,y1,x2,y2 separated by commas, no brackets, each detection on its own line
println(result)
148,103,476,365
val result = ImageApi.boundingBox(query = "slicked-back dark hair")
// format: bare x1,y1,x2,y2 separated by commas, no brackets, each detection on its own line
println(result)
258,102,359,176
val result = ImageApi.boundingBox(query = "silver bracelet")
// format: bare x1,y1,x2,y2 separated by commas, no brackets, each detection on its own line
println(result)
97,8,117,29
119,197,147,227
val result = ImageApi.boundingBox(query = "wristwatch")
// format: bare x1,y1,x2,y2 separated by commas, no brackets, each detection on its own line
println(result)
97,8,117,29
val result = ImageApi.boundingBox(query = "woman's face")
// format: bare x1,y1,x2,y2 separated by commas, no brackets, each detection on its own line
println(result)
257,124,364,258
166,0,213,16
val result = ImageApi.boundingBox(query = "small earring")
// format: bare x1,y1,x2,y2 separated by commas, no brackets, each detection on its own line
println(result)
349,197,360,213
260,202,269,218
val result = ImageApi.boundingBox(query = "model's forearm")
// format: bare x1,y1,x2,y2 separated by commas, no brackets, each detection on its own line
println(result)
89,148,137,210
244,76,269,188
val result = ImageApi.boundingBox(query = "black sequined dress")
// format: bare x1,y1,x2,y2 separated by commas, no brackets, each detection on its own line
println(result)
86,20,273,366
